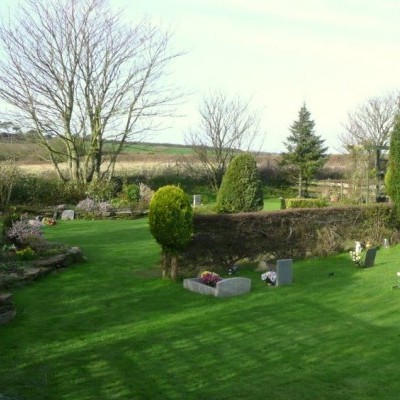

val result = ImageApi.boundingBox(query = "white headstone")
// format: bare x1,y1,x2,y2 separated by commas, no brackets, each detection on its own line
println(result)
355,241,362,254
61,210,75,220
193,195,202,206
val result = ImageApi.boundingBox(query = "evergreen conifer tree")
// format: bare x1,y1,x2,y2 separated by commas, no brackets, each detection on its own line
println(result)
216,153,264,213
280,104,328,197
385,115,400,213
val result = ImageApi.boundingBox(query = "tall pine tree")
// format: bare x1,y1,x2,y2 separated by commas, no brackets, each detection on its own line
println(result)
281,104,328,197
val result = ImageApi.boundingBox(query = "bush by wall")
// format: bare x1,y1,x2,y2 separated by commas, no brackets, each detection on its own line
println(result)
216,153,264,213
282,197,329,209
10,176,86,206
179,204,399,273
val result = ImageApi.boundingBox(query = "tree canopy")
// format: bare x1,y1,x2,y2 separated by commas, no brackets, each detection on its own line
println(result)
148,185,193,280
0,0,181,183
341,93,399,150
185,91,263,191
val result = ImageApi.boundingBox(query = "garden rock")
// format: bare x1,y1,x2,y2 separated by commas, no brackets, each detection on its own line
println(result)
0,247,85,290
28,219,44,227
61,210,75,220
0,293,16,325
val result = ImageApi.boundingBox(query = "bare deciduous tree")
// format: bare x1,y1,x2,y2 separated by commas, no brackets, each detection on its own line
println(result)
341,92,400,149
0,0,181,183
185,91,263,191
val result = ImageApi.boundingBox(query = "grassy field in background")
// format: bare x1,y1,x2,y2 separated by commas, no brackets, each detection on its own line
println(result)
120,143,194,155
1,219,400,399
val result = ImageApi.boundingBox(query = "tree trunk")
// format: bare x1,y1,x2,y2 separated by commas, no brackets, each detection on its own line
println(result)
298,171,303,197
170,255,178,281
162,252,171,278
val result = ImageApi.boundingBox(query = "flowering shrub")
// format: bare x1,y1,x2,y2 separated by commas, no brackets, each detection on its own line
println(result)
76,197,98,212
6,220,43,245
200,270,221,285
15,246,37,261
98,201,115,214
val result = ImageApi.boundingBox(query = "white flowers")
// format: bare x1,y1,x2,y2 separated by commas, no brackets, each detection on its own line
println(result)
261,271,276,284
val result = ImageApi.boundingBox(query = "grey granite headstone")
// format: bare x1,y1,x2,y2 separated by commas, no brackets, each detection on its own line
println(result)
193,195,202,207
183,277,251,298
216,277,251,297
364,248,377,268
276,259,293,286
61,209,75,220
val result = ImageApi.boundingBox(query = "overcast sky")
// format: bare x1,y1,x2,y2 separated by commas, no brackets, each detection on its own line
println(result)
3,0,400,153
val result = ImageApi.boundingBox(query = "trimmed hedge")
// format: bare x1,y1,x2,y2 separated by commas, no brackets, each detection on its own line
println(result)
282,197,329,209
179,204,399,272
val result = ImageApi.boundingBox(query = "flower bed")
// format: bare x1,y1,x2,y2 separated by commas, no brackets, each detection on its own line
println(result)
0,247,85,289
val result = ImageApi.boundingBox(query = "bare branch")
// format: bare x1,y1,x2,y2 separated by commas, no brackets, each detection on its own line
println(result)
341,92,400,149
0,0,182,182
185,90,263,191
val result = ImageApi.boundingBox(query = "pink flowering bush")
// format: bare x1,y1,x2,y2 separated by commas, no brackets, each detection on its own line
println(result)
200,270,221,285
76,197,97,212
6,220,43,246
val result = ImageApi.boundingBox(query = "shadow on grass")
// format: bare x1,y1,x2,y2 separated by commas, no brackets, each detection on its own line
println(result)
1,220,400,399
3,286,400,400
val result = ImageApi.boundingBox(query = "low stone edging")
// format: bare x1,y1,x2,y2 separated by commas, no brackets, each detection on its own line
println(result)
183,277,251,298
0,247,85,290
0,293,16,325
0,247,85,325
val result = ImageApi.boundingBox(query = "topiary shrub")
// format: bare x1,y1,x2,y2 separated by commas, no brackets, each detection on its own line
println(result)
284,198,329,209
216,153,264,213
148,185,193,280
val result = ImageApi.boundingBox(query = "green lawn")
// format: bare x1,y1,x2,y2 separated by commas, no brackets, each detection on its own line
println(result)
1,219,400,399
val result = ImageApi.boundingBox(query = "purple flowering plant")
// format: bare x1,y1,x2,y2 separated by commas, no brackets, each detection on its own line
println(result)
200,270,221,285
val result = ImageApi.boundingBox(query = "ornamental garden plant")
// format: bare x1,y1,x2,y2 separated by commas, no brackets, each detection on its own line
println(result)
148,185,193,280
216,153,264,213
199,270,221,286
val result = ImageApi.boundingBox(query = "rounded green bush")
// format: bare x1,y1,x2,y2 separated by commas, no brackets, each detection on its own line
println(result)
148,185,193,254
216,153,264,213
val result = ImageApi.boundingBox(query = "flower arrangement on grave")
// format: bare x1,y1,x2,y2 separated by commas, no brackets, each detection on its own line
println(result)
261,271,276,286
200,270,221,286
42,217,57,226
349,250,362,267
349,241,363,267
394,272,400,289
